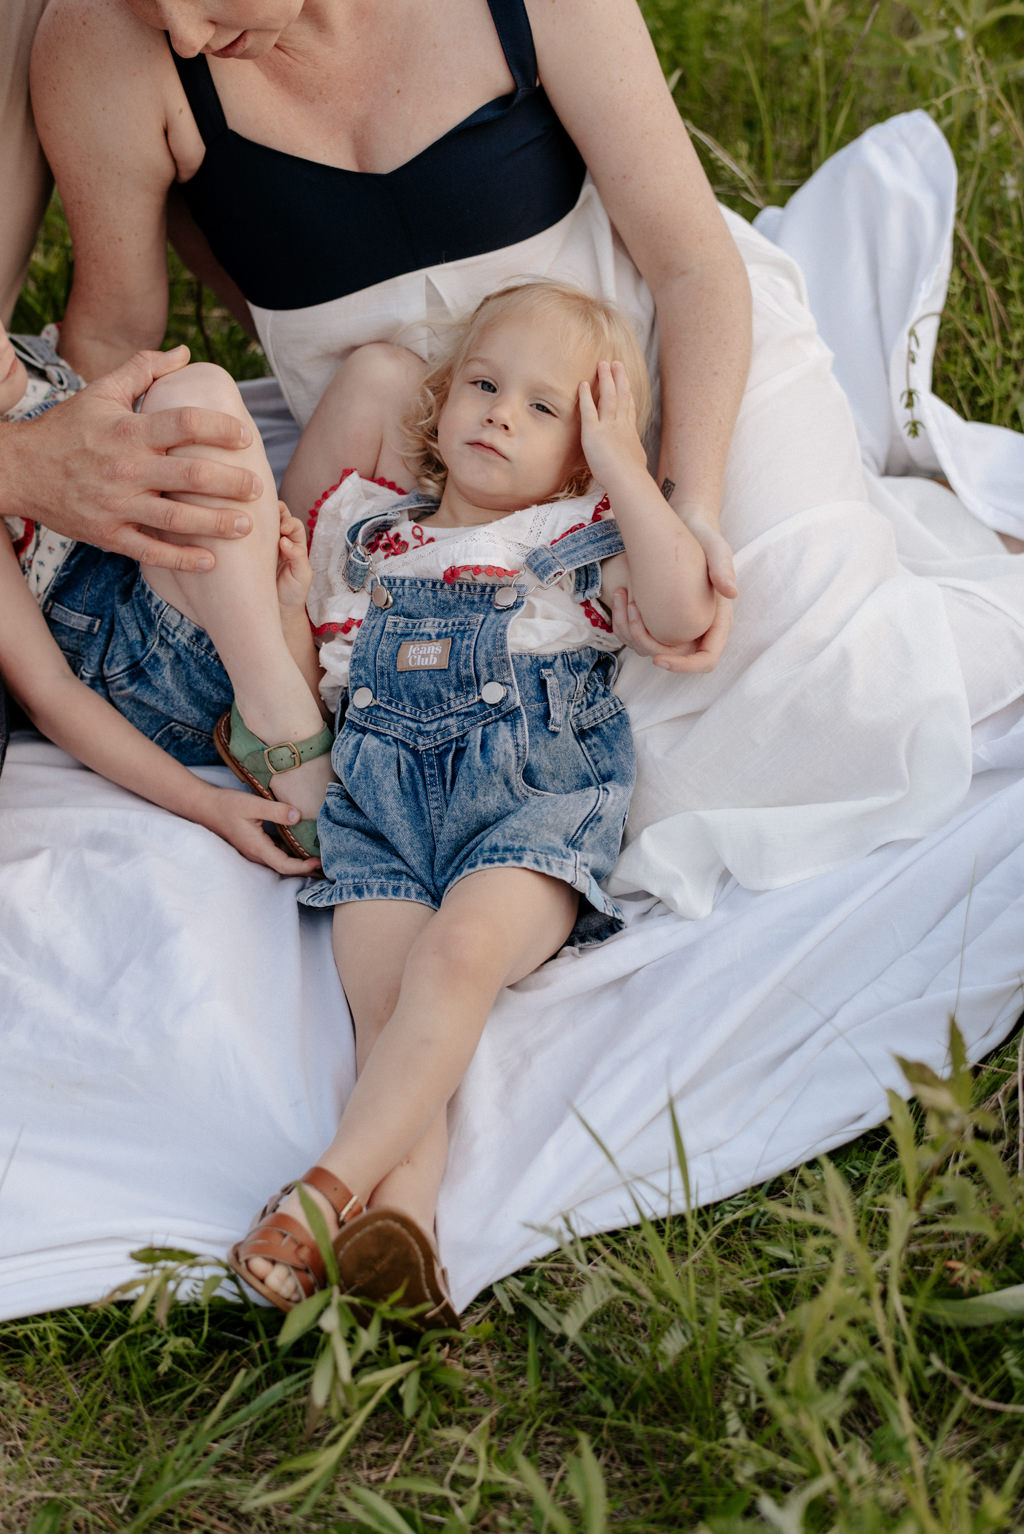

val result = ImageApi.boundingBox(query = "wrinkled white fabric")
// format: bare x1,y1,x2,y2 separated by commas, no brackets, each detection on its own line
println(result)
754,111,1024,536
0,112,1021,1319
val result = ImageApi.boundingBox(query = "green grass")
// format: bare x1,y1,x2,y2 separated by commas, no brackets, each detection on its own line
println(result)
4,1029,1024,1531
5,0,1024,1527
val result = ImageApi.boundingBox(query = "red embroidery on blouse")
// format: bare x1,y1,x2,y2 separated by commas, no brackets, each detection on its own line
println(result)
8,519,35,559
582,599,613,633
306,471,409,543
549,497,609,547
367,527,408,557
310,616,363,638
366,520,435,557
442,563,521,585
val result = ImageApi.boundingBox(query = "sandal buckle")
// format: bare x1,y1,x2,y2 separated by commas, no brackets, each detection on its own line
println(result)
264,741,302,774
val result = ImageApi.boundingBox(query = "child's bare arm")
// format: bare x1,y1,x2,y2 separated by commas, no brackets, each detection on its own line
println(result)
0,537,317,875
580,361,716,648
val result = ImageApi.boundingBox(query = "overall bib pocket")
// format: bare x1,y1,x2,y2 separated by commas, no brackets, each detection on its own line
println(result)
369,613,486,721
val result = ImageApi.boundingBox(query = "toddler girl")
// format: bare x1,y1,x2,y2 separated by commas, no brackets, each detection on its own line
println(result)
226,281,715,1320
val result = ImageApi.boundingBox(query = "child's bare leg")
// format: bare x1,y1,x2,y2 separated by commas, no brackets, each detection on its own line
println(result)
139,363,331,821
280,343,428,521
248,869,578,1303
243,897,434,1298
338,908,451,1232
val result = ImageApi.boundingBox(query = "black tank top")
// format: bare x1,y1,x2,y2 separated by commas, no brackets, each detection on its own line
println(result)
170,0,586,311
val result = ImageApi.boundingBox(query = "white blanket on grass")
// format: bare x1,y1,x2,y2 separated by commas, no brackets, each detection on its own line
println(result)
1,112,1021,1318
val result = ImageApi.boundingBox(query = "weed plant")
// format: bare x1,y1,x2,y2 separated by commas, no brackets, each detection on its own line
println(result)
4,0,1023,1528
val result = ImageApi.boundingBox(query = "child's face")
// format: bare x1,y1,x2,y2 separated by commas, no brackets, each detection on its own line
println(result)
0,328,28,416
437,311,592,514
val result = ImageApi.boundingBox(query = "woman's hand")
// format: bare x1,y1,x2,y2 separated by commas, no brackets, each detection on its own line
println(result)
617,504,736,672
0,346,262,571
640,504,736,671
676,506,738,604
276,504,313,611
610,585,734,673
193,781,321,876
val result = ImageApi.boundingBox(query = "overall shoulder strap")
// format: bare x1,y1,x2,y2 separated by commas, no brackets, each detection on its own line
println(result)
342,495,439,590
523,517,625,606
9,332,84,394
524,517,624,579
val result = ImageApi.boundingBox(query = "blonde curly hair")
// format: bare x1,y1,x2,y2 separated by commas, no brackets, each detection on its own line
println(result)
404,280,653,502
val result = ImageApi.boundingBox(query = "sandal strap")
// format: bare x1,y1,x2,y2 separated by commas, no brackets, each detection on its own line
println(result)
299,1165,364,1225
235,1209,327,1299
228,702,333,782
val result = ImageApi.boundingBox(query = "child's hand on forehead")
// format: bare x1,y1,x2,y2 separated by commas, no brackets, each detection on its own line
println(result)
578,360,648,488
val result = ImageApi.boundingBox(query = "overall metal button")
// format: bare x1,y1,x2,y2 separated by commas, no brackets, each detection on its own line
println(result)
493,586,518,609
481,681,507,705
350,686,374,709
371,583,393,609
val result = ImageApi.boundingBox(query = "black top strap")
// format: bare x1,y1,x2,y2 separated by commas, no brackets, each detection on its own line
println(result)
485,0,538,91
169,47,228,147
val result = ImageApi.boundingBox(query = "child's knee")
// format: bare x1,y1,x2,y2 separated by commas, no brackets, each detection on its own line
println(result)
342,342,427,399
140,360,244,418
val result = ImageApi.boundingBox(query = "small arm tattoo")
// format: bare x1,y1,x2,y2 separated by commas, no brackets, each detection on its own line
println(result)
660,477,676,502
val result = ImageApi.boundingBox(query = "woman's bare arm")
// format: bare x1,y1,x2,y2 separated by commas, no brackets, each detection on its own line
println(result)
30,0,187,377
531,0,750,658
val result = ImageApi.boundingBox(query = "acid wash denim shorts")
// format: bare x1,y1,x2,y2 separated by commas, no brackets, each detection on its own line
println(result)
43,544,232,765
300,576,636,948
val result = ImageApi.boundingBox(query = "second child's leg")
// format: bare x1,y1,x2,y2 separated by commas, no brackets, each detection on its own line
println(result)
243,867,579,1306
139,363,332,825
279,343,428,521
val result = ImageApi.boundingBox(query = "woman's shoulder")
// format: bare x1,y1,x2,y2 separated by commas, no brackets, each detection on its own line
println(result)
34,0,163,63
32,0,183,147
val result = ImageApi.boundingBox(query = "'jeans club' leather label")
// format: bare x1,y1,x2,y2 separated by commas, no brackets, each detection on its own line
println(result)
396,638,452,671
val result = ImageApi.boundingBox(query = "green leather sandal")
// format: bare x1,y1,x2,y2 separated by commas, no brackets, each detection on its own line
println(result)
213,703,332,859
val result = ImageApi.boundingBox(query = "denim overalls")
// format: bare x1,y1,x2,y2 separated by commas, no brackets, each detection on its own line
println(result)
301,497,636,945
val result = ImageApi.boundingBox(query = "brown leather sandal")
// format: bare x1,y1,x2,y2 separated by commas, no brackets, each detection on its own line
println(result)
332,1207,460,1331
227,1165,364,1313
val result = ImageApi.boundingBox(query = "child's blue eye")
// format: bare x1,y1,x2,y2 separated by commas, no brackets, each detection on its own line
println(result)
473,379,497,393
533,402,556,416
